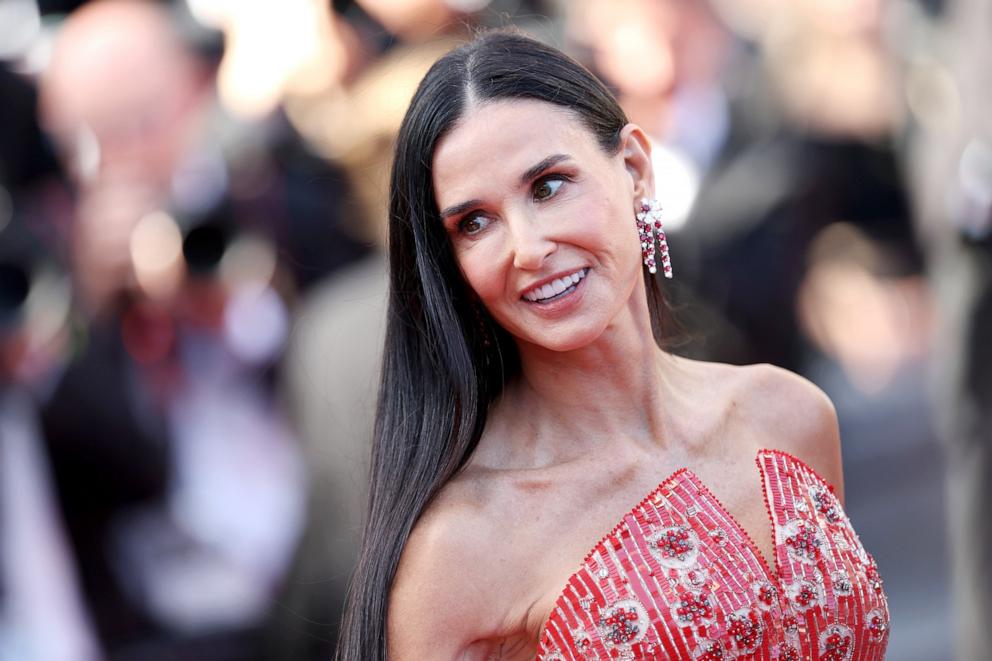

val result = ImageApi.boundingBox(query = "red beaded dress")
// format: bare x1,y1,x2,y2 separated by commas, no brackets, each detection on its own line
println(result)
534,449,890,660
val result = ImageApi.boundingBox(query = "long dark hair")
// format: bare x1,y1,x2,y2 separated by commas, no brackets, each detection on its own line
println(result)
335,30,677,660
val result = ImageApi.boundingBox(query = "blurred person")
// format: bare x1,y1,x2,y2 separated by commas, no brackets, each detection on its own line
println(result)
39,0,367,312
741,0,900,140
899,0,992,656
0,61,99,661
32,0,368,657
569,0,923,378
565,0,759,365
796,222,931,396
336,31,890,660
565,0,781,364
567,0,738,230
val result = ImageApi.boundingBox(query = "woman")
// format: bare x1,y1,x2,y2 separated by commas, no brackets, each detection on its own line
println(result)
337,31,890,660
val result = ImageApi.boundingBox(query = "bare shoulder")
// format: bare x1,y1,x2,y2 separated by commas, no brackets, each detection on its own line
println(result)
730,363,845,504
387,479,504,659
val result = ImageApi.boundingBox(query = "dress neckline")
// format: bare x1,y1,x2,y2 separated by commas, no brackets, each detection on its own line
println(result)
534,447,837,646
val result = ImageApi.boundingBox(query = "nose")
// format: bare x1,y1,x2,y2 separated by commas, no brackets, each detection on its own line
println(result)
509,212,556,271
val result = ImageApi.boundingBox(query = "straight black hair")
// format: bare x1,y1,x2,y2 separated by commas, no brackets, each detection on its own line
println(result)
335,30,677,660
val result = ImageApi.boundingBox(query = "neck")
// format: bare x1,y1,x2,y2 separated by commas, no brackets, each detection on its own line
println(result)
488,287,686,468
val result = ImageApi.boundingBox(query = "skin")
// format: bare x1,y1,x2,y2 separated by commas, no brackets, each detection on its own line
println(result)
388,99,844,660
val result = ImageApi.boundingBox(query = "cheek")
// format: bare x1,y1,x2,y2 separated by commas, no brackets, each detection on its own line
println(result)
456,244,508,304
581,194,637,260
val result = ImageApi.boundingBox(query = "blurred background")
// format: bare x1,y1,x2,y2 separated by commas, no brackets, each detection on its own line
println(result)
0,0,988,659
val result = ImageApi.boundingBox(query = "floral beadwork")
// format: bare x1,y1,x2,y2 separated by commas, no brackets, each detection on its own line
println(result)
648,525,700,569
753,580,778,610
819,624,854,661
596,599,648,647
787,578,822,611
810,486,842,524
672,589,715,625
693,639,726,660
534,449,890,661
782,518,826,564
831,569,853,596
727,608,763,653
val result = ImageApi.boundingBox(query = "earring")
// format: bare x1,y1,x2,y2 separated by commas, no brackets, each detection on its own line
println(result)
635,197,673,279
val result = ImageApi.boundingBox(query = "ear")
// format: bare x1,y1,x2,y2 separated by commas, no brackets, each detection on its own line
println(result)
618,123,654,203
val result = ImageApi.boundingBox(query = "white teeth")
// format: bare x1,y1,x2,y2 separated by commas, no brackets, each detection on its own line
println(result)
523,268,588,302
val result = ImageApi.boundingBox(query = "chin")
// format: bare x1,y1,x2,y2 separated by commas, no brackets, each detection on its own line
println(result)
516,322,608,354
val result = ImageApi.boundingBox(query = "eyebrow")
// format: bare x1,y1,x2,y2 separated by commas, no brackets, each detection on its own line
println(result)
520,153,572,185
438,153,574,220
439,198,484,221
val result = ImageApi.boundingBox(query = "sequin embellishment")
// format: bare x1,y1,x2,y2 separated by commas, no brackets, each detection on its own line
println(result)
648,525,700,569
534,449,890,660
782,518,827,564
672,589,716,625
819,624,855,661
726,607,763,654
596,599,648,647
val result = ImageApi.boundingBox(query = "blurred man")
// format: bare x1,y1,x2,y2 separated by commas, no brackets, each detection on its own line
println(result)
569,0,922,375
35,1,367,657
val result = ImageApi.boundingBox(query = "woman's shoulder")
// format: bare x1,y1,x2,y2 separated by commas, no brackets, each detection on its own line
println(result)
690,359,845,501
727,362,836,424
734,362,845,501
677,358,837,427
388,474,517,658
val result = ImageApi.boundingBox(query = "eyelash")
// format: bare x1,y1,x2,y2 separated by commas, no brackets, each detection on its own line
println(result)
456,174,569,236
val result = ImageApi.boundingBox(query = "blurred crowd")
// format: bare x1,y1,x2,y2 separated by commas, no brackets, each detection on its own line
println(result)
0,1,987,660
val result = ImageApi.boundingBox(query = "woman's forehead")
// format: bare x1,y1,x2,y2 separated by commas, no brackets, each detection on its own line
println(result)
432,99,603,200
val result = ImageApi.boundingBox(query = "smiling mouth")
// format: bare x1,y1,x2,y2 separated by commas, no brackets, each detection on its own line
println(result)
522,268,589,303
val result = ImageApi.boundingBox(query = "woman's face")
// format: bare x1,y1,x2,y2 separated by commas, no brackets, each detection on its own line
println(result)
432,99,653,353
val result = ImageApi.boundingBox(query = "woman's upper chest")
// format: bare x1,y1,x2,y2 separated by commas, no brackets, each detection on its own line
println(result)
475,446,778,643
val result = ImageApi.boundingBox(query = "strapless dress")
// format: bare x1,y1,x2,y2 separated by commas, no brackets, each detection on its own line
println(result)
535,448,889,660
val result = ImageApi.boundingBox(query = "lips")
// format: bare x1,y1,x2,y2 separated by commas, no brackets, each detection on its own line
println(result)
522,268,589,302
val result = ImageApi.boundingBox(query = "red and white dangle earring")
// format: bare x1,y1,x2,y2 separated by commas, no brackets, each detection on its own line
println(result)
636,197,673,278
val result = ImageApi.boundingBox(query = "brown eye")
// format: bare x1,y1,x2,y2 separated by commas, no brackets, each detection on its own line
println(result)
459,214,490,235
533,176,565,201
